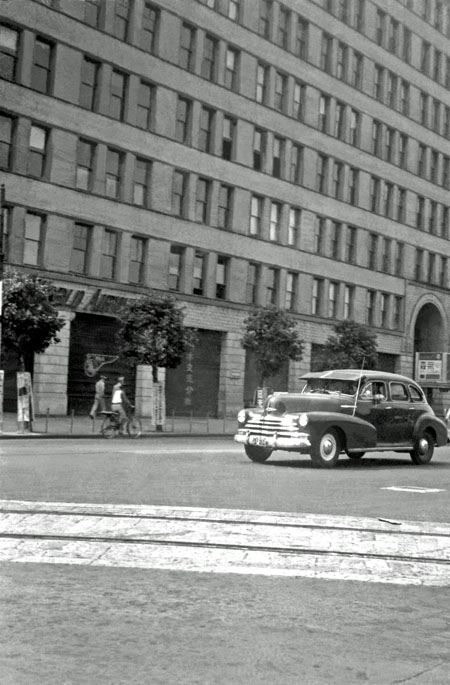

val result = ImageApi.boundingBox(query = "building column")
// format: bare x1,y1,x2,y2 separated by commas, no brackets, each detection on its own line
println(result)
33,310,75,415
217,332,245,416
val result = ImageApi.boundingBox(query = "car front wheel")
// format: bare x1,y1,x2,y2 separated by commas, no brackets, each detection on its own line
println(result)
311,429,341,468
244,444,272,462
410,430,434,465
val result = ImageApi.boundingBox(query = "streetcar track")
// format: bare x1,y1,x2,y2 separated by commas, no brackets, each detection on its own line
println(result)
1,506,450,539
0,530,449,567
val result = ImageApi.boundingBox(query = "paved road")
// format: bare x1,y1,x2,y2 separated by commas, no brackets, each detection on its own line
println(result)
1,438,450,684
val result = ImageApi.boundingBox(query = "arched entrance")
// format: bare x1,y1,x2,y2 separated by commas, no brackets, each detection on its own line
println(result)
414,302,445,354
413,301,447,409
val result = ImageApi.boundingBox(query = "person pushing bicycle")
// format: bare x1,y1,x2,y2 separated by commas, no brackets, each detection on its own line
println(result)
111,375,132,435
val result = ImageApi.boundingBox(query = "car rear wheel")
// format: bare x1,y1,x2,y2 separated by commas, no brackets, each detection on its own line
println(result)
346,451,365,459
311,429,341,468
244,444,273,462
410,430,434,465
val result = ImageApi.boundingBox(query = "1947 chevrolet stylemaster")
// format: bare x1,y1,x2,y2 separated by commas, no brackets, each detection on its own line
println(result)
234,369,448,468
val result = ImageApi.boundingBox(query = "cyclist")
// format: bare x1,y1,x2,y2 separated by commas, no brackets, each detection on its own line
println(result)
111,376,132,435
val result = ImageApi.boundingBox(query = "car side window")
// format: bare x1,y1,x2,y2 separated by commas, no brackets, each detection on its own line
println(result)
360,382,386,400
390,382,408,401
409,385,424,402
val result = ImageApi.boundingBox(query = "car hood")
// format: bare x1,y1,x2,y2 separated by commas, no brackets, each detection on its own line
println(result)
264,393,354,415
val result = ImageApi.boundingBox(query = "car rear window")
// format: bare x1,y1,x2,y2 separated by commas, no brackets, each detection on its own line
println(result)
390,383,409,401
409,384,424,402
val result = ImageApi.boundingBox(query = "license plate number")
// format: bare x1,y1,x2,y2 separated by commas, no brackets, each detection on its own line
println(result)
250,435,270,447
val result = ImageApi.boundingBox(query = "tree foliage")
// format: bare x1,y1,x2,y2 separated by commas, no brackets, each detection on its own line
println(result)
1,269,65,371
117,293,194,382
241,306,304,386
317,320,378,371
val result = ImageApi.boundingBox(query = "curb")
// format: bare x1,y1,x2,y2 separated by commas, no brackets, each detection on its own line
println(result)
0,432,235,440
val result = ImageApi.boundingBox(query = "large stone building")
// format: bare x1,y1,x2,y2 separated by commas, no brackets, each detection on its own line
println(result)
1,0,450,416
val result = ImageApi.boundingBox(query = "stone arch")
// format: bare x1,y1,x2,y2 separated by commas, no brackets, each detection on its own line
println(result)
409,296,448,357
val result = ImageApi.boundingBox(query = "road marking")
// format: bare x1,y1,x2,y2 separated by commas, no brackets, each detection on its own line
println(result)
119,448,241,454
381,486,446,493
0,501,449,586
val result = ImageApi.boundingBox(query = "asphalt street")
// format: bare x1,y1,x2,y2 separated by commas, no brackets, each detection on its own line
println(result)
1,437,450,684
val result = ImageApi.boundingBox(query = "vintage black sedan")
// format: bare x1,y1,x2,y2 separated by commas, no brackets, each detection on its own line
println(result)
234,370,449,468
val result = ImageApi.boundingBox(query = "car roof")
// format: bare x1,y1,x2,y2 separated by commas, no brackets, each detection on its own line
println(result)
299,369,420,385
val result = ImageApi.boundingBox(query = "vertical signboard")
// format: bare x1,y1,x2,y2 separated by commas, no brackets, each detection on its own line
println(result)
415,353,445,382
152,381,165,428
17,372,34,430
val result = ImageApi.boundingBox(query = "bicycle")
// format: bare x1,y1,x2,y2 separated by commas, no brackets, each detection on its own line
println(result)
100,407,142,438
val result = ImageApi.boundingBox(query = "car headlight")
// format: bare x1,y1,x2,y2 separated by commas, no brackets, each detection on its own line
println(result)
237,410,248,423
298,413,309,427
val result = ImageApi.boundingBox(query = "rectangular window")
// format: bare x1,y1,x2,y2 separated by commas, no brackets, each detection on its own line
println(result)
336,43,347,81
288,207,301,246
388,19,398,54
285,272,297,311
403,27,411,62
370,177,380,213
331,161,343,200
227,0,240,21
421,41,430,74
31,37,53,94
315,216,325,254
256,63,268,104
321,33,332,73
376,10,385,46
101,229,117,279
386,72,396,109
0,112,14,169
395,242,404,277
317,154,328,194
343,285,354,320
105,148,123,198
349,110,359,147
169,245,184,291
383,182,393,217
393,296,402,330
70,222,91,274
109,69,126,121
133,158,151,207
274,72,286,112
420,92,428,126
429,201,437,234
330,221,341,260
272,137,283,178
432,99,440,134
277,7,290,49
428,252,435,283
216,255,228,299
415,248,423,281
366,290,375,325
296,17,308,59
137,81,154,130
334,101,345,139
253,128,266,171
198,106,215,153
434,49,441,82
80,57,99,111
312,278,323,315
440,257,447,288
24,212,44,266
28,125,47,178
372,120,382,157
441,206,449,239
259,0,272,39
269,202,281,241
202,34,218,81
368,233,378,270
129,236,146,284
348,167,358,205
374,65,383,101
175,97,191,144
0,24,19,82
113,0,129,41
84,0,101,28
380,293,389,328
398,134,407,169
180,23,195,72
397,188,406,222
224,47,239,91
76,138,95,191
141,3,159,53
193,251,205,295
400,80,409,116
293,82,305,120
430,151,439,185
222,115,235,160
416,196,425,229
346,226,357,264
382,238,391,273
266,268,279,306
351,52,363,89
385,127,394,163
195,177,211,224
328,282,338,318
246,262,260,304
318,95,329,133
443,157,450,189
250,195,262,235
217,184,233,229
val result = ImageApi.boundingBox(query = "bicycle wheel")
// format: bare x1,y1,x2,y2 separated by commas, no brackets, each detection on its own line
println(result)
101,416,119,439
127,416,142,438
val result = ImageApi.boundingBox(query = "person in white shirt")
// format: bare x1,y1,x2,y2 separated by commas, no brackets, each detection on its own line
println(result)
89,375,107,419
111,376,131,434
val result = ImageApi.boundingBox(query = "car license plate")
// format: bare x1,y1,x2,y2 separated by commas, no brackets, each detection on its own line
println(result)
249,435,270,447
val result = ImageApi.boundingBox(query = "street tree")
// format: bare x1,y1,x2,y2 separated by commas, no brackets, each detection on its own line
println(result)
317,320,378,371
1,269,65,372
241,306,304,388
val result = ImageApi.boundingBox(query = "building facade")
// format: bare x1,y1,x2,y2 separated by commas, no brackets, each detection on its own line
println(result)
1,0,450,416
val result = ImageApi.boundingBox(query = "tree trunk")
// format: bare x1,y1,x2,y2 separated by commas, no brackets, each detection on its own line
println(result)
152,365,163,432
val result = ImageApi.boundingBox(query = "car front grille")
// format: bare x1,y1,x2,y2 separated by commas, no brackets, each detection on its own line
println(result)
245,415,298,437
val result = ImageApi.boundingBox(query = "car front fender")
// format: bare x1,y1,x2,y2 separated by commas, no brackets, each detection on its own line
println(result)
306,412,377,450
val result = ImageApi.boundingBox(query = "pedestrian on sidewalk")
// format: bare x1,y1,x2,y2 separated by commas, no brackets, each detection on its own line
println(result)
89,375,107,419
111,375,132,434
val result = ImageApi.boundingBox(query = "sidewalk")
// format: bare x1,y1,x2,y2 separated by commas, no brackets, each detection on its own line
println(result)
0,412,237,439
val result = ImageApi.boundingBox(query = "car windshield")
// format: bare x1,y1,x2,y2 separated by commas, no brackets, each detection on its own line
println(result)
301,378,358,396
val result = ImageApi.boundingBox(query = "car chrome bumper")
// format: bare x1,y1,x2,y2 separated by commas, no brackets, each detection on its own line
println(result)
234,430,311,451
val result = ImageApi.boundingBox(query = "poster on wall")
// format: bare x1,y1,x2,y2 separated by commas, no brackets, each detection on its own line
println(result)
17,372,34,426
